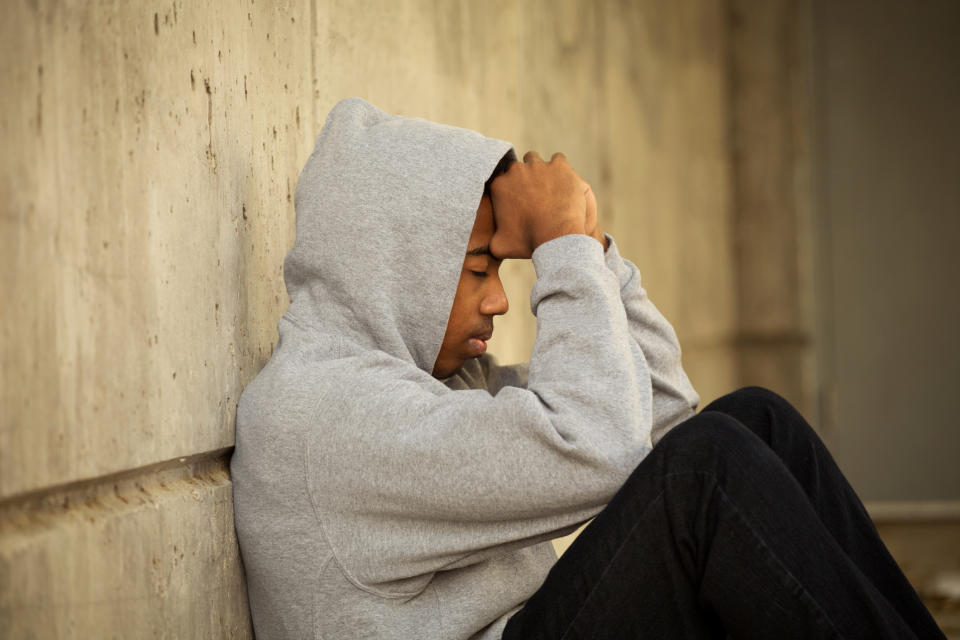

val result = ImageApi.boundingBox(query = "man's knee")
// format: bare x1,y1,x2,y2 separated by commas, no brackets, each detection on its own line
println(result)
612,412,762,511
655,411,766,470
695,388,833,482
704,385,791,415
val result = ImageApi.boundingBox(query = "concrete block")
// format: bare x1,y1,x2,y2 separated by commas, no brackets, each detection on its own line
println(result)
0,0,314,499
0,455,251,638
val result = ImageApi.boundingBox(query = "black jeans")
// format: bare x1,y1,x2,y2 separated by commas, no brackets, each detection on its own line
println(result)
502,387,945,639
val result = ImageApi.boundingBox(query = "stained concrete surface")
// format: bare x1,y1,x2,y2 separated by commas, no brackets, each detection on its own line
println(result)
1,0,313,500
0,454,251,637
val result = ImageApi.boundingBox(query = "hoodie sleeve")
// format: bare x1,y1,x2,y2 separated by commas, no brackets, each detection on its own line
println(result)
476,235,699,445
601,234,699,445
305,234,656,594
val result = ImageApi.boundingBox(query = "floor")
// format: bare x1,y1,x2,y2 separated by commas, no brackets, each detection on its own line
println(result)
876,520,960,638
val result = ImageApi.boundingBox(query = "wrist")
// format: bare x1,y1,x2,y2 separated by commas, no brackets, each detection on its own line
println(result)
531,221,587,250
590,227,608,251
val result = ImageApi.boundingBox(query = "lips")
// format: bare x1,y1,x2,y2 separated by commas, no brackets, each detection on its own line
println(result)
468,329,493,356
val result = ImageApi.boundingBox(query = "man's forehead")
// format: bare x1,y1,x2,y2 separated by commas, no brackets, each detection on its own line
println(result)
467,196,495,256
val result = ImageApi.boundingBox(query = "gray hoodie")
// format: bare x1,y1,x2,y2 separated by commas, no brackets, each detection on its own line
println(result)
231,97,699,640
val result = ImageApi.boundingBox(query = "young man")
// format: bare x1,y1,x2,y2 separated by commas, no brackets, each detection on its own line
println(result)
231,98,944,639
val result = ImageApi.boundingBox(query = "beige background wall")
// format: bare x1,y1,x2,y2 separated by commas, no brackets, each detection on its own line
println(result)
2,0,815,636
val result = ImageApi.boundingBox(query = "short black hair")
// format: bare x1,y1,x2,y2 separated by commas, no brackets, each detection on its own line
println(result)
483,149,518,197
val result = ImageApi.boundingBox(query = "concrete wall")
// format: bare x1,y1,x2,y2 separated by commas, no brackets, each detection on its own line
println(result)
1,1,811,635
728,0,816,414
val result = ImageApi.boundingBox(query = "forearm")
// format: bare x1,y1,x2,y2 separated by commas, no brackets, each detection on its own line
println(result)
603,234,699,442
527,234,653,448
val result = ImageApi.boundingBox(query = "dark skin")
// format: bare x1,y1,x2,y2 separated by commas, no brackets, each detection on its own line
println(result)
432,194,509,379
432,151,607,379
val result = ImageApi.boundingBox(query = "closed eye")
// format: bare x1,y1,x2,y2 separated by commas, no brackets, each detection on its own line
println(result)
470,270,488,278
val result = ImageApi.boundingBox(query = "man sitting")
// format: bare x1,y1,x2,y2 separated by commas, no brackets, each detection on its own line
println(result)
231,97,943,640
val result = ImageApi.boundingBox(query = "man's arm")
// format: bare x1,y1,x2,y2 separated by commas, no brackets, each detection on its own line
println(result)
601,235,700,444
475,177,698,440
582,182,699,442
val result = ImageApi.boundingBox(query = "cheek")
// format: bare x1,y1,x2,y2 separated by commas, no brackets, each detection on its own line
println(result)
443,287,469,339
445,303,470,341
448,278,482,323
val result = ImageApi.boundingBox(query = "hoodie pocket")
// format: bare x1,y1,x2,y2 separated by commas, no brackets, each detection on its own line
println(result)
314,558,442,640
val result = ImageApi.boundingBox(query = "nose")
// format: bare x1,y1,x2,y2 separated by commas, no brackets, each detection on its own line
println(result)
480,276,509,316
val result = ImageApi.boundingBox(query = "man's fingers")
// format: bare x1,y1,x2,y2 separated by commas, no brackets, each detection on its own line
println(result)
584,181,597,219
522,150,570,166
522,150,543,164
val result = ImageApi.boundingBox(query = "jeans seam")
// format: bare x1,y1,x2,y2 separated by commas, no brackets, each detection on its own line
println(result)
558,485,670,639
710,482,848,640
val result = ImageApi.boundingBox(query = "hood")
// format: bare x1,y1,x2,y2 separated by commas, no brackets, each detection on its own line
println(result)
283,97,516,372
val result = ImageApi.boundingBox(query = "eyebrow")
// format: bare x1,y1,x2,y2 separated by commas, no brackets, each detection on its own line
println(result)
466,246,491,257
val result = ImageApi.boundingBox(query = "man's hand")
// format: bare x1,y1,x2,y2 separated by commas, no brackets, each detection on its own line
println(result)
489,151,587,260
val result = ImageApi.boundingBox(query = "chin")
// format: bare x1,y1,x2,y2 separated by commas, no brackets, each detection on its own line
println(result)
432,360,463,379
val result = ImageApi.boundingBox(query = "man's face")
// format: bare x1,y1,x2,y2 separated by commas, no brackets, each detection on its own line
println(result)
432,195,509,378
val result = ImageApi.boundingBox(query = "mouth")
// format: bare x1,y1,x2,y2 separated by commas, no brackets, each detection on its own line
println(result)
467,329,493,356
